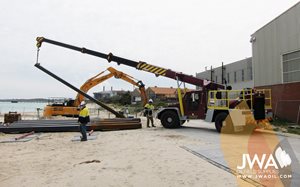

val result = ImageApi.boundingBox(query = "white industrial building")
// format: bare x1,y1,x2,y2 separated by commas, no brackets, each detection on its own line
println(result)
251,2,300,123
197,2,300,123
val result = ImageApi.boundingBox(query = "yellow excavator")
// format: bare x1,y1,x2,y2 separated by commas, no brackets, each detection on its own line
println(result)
43,67,148,117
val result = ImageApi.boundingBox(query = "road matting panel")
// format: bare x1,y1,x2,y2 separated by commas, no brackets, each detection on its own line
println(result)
181,145,263,186
181,144,300,187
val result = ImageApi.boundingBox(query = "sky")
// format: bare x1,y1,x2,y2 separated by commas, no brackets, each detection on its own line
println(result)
0,0,299,99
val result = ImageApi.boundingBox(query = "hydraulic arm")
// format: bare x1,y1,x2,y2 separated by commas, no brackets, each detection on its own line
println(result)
75,67,148,107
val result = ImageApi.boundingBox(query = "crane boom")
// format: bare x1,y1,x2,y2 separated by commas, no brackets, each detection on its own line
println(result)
36,37,224,90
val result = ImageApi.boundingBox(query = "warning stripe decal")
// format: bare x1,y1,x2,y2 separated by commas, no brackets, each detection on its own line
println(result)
149,67,159,73
140,64,148,69
143,67,166,75
147,66,157,72
155,69,167,75
137,63,167,76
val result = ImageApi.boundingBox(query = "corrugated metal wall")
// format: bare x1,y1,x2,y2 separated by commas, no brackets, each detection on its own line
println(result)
251,2,300,87
196,58,254,89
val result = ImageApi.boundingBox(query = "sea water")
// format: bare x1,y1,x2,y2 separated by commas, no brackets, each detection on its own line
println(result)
0,102,48,114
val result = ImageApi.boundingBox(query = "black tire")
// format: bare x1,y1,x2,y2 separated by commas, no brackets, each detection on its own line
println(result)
160,110,180,128
214,112,234,133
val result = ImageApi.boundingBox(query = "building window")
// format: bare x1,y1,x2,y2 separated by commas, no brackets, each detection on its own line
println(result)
241,69,245,81
215,76,218,83
227,73,230,84
234,72,237,83
283,50,300,83
248,67,253,80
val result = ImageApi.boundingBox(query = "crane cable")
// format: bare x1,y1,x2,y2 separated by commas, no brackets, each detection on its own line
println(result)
36,47,40,64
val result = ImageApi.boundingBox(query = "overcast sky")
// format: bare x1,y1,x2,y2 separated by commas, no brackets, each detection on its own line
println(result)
0,0,299,99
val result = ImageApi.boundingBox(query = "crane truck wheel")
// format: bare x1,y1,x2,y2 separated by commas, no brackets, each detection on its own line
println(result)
214,112,234,133
160,111,180,128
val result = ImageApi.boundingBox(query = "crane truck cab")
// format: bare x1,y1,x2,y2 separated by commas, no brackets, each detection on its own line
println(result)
156,89,207,128
157,88,272,133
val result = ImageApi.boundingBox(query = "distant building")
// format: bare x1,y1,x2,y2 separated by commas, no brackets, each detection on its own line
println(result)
94,89,127,101
131,88,144,104
131,86,192,104
147,86,178,101
196,58,253,90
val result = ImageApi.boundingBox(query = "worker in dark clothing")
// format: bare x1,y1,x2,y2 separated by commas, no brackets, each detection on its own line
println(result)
144,99,156,128
78,101,90,141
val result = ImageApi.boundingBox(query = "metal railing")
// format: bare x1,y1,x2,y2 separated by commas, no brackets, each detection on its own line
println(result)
256,89,272,110
207,89,272,110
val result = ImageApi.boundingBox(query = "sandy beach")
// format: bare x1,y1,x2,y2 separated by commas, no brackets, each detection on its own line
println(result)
0,117,251,187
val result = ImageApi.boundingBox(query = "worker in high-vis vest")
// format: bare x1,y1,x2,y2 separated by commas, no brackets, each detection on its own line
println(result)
144,99,156,128
78,101,90,141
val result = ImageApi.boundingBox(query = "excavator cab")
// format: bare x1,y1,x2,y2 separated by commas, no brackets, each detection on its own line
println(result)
46,97,74,107
43,98,79,118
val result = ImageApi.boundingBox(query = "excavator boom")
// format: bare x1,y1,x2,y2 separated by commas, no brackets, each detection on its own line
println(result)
75,70,114,106
75,66,148,107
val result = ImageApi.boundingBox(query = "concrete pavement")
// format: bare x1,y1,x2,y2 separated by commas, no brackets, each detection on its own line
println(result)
171,120,300,187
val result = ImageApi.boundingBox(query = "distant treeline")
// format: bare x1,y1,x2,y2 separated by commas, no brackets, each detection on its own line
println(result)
0,98,48,102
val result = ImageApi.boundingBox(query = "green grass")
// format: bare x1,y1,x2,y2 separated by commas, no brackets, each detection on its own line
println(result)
287,128,300,135
271,117,300,135
270,118,292,126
